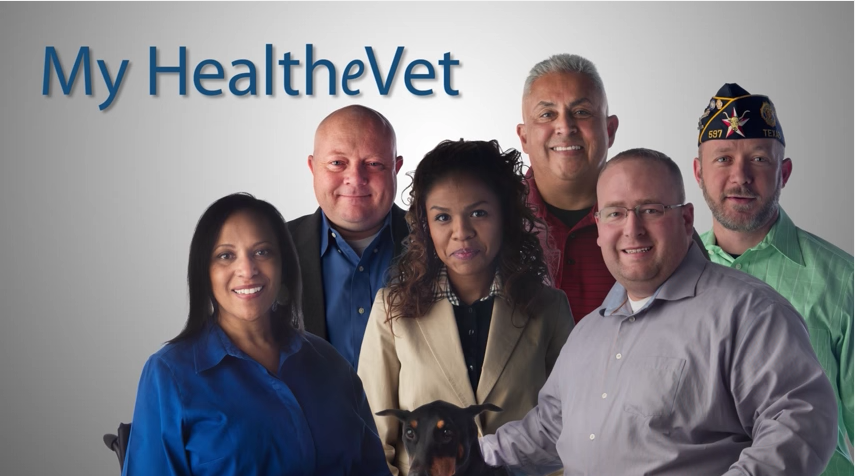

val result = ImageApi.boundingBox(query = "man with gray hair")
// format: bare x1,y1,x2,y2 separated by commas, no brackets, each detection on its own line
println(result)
480,148,838,475
518,54,619,323
518,54,706,323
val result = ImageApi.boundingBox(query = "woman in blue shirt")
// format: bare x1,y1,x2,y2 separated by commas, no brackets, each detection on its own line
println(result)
123,193,391,476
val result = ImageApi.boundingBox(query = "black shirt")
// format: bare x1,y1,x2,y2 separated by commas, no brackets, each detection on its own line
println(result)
543,203,593,230
452,297,495,393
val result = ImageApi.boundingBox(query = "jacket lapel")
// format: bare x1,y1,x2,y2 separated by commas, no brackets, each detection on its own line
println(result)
390,204,410,261
288,208,327,339
415,299,478,410
476,299,526,403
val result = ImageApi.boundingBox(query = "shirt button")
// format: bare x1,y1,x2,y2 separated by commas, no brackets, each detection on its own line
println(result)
629,316,635,322
469,365,474,371
358,307,365,314
569,234,576,240
468,308,474,314
601,393,607,399
735,263,742,270
337,249,342,254
358,266,364,272
468,329,475,336
332,232,337,238
565,258,576,265
616,353,622,360
589,434,595,440
373,248,378,254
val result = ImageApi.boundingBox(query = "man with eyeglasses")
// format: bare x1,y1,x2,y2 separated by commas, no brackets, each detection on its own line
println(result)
694,83,853,476
480,148,837,475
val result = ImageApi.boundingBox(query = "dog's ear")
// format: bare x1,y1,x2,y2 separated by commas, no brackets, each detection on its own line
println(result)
376,408,411,422
464,403,503,416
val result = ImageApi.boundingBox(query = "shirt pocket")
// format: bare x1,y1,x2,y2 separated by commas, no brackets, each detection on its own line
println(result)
185,413,238,466
622,356,687,418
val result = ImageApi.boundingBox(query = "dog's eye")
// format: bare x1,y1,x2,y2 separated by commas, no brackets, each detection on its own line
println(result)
404,428,416,440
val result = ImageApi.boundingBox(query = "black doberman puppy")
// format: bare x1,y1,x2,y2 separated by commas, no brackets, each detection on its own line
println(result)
377,400,510,476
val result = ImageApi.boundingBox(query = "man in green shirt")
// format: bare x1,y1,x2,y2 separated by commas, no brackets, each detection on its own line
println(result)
693,83,854,476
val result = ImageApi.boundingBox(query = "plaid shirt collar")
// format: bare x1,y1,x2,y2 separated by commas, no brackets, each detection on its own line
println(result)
436,266,502,307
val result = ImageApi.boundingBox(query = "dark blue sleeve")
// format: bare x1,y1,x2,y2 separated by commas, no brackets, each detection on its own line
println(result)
351,366,394,476
122,355,191,476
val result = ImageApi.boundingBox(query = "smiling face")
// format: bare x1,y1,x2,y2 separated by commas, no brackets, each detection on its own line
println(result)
425,175,503,293
308,107,403,240
210,210,282,327
695,138,791,234
596,159,694,300
518,71,618,187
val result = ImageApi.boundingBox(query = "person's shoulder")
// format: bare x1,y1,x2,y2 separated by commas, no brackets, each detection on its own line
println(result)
702,259,773,291
287,209,321,233
532,286,569,311
298,331,353,370
143,337,198,378
700,260,795,309
390,203,407,221
796,226,854,271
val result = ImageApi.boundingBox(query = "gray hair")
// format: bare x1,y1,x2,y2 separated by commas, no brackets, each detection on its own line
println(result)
603,148,686,203
523,54,607,102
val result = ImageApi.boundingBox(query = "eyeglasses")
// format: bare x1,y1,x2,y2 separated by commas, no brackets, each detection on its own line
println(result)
594,203,686,225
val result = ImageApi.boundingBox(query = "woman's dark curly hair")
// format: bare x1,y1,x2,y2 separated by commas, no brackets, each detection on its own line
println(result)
385,139,550,321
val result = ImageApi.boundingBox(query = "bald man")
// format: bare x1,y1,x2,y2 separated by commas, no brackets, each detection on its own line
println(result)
288,105,408,369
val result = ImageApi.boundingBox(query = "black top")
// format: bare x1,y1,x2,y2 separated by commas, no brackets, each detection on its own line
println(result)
543,203,592,230
452,297,495,393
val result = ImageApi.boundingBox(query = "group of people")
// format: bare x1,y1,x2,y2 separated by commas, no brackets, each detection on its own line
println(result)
121,53,853,476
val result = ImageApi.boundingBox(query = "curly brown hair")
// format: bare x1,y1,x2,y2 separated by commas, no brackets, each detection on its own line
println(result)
385,139,551,321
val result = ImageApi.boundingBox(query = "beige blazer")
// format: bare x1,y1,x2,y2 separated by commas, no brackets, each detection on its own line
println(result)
357,285,574,475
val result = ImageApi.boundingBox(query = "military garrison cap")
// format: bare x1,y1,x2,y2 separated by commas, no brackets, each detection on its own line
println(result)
697,83,785,147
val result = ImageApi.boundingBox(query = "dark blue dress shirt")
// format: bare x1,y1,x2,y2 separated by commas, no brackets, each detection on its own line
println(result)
320,212,394,369
122,322,391,476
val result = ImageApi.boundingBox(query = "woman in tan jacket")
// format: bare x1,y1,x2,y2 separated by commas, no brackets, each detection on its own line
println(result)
358,140,574,475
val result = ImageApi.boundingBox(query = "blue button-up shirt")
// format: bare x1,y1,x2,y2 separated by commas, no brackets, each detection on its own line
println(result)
123,323,391,476
321,212,394,369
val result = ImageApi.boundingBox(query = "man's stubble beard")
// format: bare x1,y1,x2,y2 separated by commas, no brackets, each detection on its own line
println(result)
699,167,782,233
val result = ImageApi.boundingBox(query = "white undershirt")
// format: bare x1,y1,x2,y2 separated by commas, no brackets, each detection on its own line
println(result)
628,295,653,313
346,232,379,257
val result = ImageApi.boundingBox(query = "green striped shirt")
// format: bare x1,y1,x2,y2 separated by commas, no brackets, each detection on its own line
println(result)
702,208,854,476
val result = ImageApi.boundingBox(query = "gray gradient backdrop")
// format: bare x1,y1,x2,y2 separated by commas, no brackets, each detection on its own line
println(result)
0,2,852,475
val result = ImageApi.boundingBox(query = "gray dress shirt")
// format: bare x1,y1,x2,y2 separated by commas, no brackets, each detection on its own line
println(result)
481,244,838,476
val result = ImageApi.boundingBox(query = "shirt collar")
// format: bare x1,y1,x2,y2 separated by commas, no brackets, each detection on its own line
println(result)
319,210,393,256
193,321,304,373
436,266,502,307
760,208,804,266
601,243,706,317
702,207,804,267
